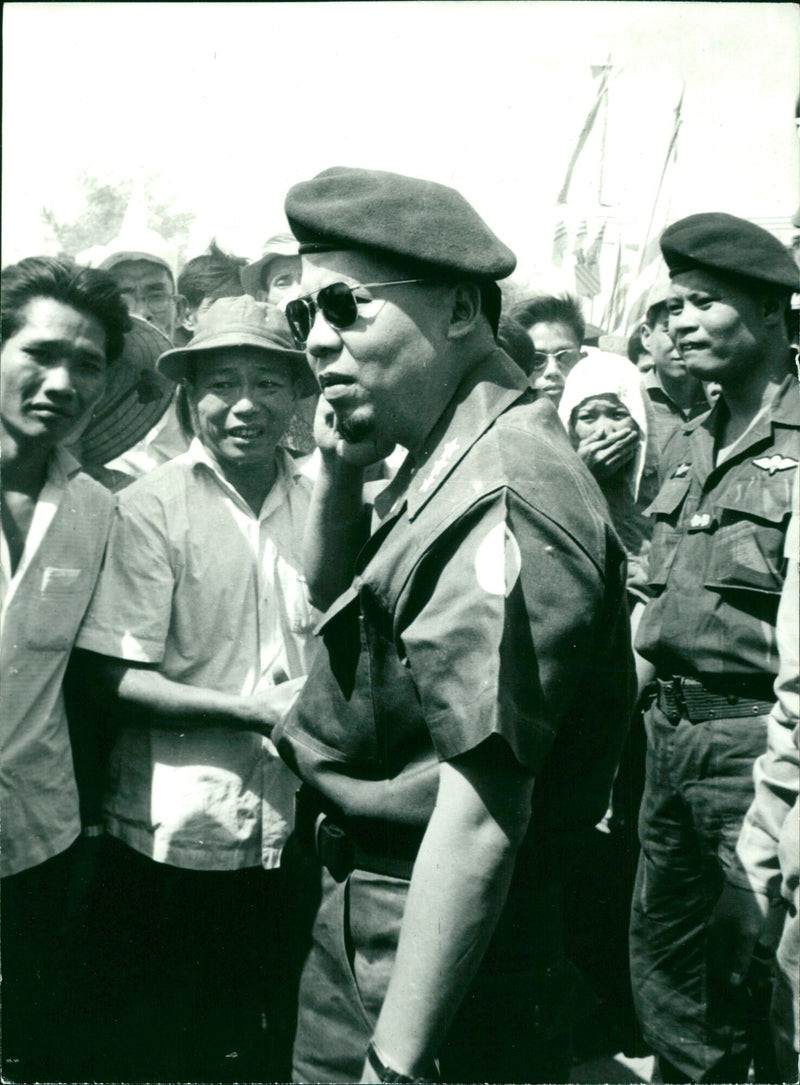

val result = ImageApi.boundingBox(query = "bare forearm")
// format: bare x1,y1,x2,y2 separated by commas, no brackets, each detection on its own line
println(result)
304,456,370,610
85,653,302,736
369,749,533,1078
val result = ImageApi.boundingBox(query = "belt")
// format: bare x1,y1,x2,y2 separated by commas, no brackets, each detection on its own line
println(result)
656,675,775,724
295,786,420,883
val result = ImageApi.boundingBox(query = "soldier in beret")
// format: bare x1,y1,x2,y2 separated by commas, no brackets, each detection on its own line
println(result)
630,212,800,1083
269,167,634,1083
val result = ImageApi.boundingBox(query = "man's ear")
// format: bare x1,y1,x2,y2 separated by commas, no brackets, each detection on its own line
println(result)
639,321,653,350
761,293,785,328
174,294,189,327
447,282,482,340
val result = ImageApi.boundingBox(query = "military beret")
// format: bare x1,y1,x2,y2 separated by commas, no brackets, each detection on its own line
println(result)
284,166,516,281
660,212,798,291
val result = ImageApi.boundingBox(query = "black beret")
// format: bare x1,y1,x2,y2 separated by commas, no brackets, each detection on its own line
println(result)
660,212,798,291
285,166,516,281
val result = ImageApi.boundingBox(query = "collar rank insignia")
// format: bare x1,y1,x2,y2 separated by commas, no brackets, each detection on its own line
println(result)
671,463,691,478
690,512,712,529
752,455,798,476
419,439,460,494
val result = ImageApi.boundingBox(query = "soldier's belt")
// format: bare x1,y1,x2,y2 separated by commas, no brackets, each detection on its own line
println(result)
656,675,775,724
295,786,420,883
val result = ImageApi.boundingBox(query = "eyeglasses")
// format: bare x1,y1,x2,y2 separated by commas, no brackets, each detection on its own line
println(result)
530,348,583,371
284,280,424,348
119,286,177,316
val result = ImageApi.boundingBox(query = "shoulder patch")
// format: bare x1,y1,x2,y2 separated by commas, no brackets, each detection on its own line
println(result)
752,454,798,476
474,521,521,597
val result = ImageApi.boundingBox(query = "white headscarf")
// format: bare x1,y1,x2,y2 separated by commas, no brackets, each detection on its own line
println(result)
558,351,654,499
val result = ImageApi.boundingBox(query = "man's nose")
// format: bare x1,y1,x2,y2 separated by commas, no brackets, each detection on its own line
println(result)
306,308,342,359
41,362,77,401
542,358,563,383
231,389,259,414
669,304,697,336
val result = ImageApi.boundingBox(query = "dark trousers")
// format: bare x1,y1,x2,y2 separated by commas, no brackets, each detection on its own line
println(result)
293,866,576,1084
1,838,98,1082
87,834,319,1082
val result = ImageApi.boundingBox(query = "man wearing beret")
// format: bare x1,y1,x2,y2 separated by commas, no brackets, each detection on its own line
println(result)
73,297,320,1080
630,212,800,1083
270,166,634,1083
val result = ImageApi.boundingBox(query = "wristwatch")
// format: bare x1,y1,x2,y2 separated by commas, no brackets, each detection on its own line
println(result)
366,1041,440,1084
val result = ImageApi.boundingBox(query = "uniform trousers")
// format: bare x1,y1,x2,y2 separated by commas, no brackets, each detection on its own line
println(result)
292,864,578,1084
630,702,770,1083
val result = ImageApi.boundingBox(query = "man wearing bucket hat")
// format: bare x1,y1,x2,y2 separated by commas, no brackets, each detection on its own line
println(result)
74,296,320,1080
630,212,800,1083
268,166,633,1083
0,255,130,1080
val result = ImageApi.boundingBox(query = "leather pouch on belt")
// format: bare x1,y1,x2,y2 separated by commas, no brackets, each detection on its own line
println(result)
315,818,354,883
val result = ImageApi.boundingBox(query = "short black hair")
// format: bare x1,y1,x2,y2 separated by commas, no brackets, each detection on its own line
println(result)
1,255,131,362
627,326,647,364
510,293,585,346
497,315,537,375
177,241,248,309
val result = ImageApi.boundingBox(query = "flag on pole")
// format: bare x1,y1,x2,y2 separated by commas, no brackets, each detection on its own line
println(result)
557,65,613,206
552,218,569,268
623,85,684,331
575,221,606,298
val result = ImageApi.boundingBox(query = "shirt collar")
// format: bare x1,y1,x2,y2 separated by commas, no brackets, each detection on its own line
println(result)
373,347,529,523
50,445,83,484
644,368,707,412
185,437,304,518
687,371,800,448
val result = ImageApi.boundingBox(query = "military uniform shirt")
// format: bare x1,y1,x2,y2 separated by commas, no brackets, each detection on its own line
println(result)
275,350,633,852
636,373,800,678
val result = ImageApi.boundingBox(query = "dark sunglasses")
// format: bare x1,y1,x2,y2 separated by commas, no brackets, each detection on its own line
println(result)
284,279,424,347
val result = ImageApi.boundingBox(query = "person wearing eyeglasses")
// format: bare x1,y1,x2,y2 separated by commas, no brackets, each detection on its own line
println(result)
267,166,634,1084
510,293,586,406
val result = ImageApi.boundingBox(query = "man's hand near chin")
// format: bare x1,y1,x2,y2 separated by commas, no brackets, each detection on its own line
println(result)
314,396,395,468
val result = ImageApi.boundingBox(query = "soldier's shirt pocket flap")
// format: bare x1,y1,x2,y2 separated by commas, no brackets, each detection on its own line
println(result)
644,475,692,518
40,566,83,593
714,474,793,525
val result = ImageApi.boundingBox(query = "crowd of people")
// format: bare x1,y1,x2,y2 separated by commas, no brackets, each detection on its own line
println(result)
1,165,798,1085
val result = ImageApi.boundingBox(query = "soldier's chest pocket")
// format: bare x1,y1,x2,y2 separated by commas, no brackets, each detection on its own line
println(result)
705,477,792,595
644,476,692,588
25,566,91,650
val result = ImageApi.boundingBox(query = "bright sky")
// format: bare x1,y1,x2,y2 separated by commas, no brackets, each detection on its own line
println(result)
3,0,799,282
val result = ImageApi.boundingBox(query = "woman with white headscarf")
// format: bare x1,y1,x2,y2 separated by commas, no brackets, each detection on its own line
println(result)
559,351,661,606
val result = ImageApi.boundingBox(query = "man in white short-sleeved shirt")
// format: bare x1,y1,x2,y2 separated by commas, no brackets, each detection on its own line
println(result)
75,296,320,1081
0,256,130,1081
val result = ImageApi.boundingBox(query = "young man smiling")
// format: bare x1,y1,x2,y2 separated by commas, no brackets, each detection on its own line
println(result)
74,296,320,1080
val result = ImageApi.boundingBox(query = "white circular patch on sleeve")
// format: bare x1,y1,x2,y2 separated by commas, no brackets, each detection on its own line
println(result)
474,521,522,597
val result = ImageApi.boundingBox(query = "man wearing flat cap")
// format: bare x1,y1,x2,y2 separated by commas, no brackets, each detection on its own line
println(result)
73,297,320,1080
269,166,634,1083
630,212,800,1083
